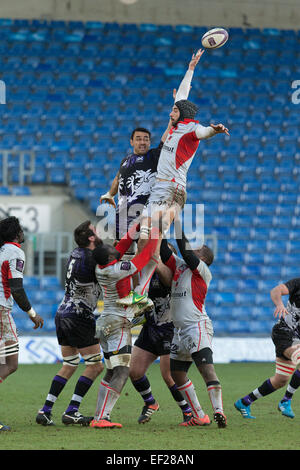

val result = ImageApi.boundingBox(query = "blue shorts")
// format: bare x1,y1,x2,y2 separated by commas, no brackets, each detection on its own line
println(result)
55,314,98,349
134,321,174,357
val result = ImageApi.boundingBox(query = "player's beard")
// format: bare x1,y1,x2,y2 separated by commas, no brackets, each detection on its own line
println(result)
17,230,25,244
94,236,103,247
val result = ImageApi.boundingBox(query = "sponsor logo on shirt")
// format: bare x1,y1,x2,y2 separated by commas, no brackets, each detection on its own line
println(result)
171,291,187,298
163,144,175,153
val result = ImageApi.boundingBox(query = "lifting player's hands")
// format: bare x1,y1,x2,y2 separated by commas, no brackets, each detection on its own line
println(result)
188,49,205,71
210,123,230,136
273,303,289,320
99,192,116,208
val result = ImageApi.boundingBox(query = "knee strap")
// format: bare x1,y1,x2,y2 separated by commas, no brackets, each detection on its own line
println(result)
291,345,300,366
0,342,19,358
275,359,295,376
63,354,80,367
82,352,103,365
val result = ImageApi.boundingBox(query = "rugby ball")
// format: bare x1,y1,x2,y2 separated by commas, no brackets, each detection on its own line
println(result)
201,28,229,49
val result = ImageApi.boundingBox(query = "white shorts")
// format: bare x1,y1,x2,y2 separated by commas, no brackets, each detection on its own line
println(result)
170,318,214,363
141,180,186,219
0,307,18,344
96,314,132,354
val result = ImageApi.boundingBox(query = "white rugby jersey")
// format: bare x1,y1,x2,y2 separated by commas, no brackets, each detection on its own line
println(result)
0,242,25,310
164,252,212,327
95,259,138,319
157,119,215,188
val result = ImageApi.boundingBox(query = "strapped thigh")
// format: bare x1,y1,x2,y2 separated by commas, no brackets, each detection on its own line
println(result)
0,341,19,359
104,345,131,369
275,359,295,376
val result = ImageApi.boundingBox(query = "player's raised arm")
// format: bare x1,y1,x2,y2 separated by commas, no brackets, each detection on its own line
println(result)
175,49,204,102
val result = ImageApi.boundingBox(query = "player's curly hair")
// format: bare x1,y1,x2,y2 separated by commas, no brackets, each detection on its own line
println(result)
0,216,23,247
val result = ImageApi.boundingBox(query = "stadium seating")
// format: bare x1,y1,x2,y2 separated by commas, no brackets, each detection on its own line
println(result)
12,276,64,333
2,20,300,335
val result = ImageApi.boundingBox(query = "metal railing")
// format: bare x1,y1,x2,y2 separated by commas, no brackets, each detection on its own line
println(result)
1,149,35,186
24,232,74,283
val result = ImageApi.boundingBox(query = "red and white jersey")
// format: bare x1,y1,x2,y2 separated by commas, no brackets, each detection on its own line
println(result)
157,119,214,188
164,253,212,327
95,259,138,319
0,242,25,310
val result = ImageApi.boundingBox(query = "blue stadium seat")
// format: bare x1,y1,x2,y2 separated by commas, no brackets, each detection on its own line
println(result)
11,186,31,195
1,22,298,336
40,276,61,289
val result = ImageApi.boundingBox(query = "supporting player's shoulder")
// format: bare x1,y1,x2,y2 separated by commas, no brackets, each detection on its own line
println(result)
194,259,212,285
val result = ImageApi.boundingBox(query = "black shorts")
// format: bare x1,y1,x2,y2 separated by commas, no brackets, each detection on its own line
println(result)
271,321,295,360
55,314,99,349
134,321,174,357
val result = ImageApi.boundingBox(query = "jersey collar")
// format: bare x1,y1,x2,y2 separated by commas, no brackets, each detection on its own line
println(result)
177,118,199,125
5,242,21,248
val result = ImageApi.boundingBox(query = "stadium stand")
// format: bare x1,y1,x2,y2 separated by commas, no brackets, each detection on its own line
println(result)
1,19,300,335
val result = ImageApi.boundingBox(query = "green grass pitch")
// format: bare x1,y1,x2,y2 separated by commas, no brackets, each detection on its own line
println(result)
0,362,299,450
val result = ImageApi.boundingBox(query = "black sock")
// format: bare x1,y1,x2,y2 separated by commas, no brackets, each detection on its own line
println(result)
169,384,191,413
242,379,275,406
65,376,94,413
132,375,155,405
42,375,68,413
282,369,300,401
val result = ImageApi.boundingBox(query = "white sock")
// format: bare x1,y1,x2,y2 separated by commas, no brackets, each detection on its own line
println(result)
94,380,120,421
207,382,223,413
177,380,205,419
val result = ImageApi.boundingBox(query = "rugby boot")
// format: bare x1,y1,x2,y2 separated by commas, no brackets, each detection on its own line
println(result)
278,399,295,419
116,290,148,307
214,411,227,428
179,413,211,426
62,410,93,426
36,409,55,426
0,421,11,431
130,314,146,328
234,399,256,419
90,418,122,428
128,297,154,320
138,401,159,424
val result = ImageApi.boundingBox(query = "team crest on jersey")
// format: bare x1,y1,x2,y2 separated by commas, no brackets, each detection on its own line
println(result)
16,259,24,272
120,261,131,271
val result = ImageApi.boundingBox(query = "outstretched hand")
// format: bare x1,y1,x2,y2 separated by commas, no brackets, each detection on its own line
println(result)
210,123,230,136
100,192,116,208
188,49,205,71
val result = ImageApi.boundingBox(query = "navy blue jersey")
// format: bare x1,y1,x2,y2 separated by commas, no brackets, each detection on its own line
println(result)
147,271,173,326
116,144,163,238
57,247,101,320
282,278,300,337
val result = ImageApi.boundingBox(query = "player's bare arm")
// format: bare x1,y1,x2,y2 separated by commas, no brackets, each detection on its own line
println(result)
174,50,204,103
270,284,289,319
156,261,173,288
99,171,119,208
